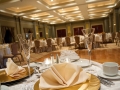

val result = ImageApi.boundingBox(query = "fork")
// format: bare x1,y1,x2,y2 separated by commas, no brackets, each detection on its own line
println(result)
97,76,115,87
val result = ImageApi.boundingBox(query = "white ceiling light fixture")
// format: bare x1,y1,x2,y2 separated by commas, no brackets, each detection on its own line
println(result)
51,0,54,2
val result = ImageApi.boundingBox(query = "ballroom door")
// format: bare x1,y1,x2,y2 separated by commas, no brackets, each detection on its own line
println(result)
57,29,66,37
73,27,83,35
92,25,103,33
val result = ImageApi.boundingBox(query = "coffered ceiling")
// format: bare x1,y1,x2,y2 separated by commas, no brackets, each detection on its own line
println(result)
0,0,119,24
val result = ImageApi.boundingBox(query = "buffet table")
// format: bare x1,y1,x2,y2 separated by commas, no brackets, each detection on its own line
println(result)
0,59,120,90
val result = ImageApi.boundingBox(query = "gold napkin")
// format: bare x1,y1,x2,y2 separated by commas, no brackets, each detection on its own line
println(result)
5,58,26,77
39,63,89,89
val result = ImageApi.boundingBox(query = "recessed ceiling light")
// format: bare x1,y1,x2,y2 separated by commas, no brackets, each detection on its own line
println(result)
0,10,6,12
48,15,54,17
72,11,81,13
107,5,115,8
88,9,96,11
33,10,41,12
37,1,42,4
89,14,96,16
17,7,19,9
51,0,54,2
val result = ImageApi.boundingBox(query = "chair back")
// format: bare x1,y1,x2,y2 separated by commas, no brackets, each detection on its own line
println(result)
74,36,80,45
34,40,40,48
102,33,106,42
47,38,52,47
65,37,70,46
117,32,120,39
10,42,19,55
112,32,116,41
93,35,95,42
56,38,62,45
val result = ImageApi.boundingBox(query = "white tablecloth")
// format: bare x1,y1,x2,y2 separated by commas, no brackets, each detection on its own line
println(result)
32,40,47,47
0,44,11,67
0,59,118,90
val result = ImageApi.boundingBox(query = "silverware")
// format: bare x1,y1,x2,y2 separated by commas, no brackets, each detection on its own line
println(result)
97,76,114,87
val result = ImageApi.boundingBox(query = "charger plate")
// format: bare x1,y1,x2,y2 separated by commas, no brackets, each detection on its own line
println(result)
0,67,34,84
34,74,100,90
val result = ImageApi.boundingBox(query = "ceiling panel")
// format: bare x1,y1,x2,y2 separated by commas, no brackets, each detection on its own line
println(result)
0,0,118,24
29,12,50,17
0,0,20,4
88,0,116,8
57,6,79,13
6,5,37,13
41,0,75,6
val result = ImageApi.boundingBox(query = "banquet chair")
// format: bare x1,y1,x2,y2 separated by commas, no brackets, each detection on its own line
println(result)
116,32,120,46
46,38,58,52
112,32,116,43
74,36,80,49
34,40,43,53
3,42,24,67
65,37,75,49
56,38,63,49
101,33,107,47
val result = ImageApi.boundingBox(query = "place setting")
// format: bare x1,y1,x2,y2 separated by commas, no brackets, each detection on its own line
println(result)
97,62,120,80
33,63,100,90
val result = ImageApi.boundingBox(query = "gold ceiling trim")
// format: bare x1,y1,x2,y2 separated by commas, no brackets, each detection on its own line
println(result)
6,5,37,13
57,6,79,13
88,0,116,8
41,0,75,6
30,12,50,17
0,0,20,4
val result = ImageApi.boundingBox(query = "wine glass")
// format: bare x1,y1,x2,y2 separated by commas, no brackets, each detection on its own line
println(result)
17,33,33,77
82,28,95,69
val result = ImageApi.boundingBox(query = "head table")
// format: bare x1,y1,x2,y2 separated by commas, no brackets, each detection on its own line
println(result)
1,59,120,90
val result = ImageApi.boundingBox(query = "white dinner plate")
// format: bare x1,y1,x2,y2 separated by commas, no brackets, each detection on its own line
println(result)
73,59,91,67
97,70,120,79
1,85,9,90
60,56,80,60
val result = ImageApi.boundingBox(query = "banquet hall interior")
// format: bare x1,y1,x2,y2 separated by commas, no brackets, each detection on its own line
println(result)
1,0,120,90
0,0,120,67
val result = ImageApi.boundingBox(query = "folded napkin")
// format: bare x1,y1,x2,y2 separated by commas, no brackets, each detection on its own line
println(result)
39,63,89,89
60,50,80,61
5,58,26,77
61,50,78,56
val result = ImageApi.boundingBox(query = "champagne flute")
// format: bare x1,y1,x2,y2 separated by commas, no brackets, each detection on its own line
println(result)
17,33,33,77
82,28,95,67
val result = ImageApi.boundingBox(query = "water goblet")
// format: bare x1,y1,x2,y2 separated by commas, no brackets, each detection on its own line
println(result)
82,28,95,72
17,33,33,77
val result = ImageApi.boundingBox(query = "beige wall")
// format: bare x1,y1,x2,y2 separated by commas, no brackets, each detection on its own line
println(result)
90,19,104,32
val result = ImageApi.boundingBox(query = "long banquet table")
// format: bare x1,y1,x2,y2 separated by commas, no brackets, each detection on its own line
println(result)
1,59,120,90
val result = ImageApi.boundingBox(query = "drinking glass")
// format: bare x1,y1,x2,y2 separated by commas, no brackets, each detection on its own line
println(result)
17,33,33,76
82,28,95,66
